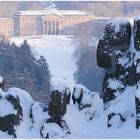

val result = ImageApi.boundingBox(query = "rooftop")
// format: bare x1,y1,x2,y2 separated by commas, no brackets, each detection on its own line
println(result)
13,10,91,16
0,18,12,20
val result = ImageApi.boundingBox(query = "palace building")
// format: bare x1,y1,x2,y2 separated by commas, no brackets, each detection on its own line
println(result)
0,18,13,37
0,9,109,37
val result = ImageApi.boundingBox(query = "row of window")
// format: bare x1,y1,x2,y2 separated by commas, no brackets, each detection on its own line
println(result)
0,30,13,34
65,16,92,21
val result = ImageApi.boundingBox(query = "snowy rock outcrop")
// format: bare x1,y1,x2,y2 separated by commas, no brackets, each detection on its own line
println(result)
0,87,71,138
72,84,103,120
97,18,132,104
72,84,93,110
97,18,136,128
44,85,71,138
0,81,70,138
0,87,33,138
96,16,140,129
134,16,140,129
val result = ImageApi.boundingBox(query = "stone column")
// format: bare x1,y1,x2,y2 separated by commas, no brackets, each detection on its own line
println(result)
51,21,53,35
54,21,56,35
59,21,63,34
43,21,46,34
52,21,55,35
56,21,60,35
48,21,51,34
46,22,48,35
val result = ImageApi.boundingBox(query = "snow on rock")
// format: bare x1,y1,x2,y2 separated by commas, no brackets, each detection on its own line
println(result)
73,84,90,99
117,51,131,68
107,86,135,117
40,122,64,138
96,17,137,130
0,77,3,83
71,84,103,121
29,102,48,138
106,18,129,33
107,78,124,91
0,89,16,117
6,87,34,138
0,82,104,138
52,82,66,93
0,81,140,138
136,84,140,99
0,88,26,138
0,87,47,138
82,92,103,121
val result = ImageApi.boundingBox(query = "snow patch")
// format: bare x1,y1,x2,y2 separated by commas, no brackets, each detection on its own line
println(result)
107,78,124,90
107,18,129,33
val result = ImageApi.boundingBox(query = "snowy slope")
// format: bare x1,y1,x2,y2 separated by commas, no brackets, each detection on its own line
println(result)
10,35,77,87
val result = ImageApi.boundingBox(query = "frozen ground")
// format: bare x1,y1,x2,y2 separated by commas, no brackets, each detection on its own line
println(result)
10,35,77,87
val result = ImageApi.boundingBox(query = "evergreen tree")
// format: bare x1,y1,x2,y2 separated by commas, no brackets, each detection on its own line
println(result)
0,39,51,104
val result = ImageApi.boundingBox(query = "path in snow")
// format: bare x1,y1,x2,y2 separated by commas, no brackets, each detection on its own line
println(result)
10,35,77,86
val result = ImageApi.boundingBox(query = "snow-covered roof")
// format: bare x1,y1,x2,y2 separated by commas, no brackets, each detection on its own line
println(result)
42,12,65,18
106,18,129,26
13,10,51,16
56,10,88,16
93,17,110,20
0,18,12,20
13,10,89,16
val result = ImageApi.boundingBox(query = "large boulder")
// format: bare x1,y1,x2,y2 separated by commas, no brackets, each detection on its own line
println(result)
46,84,71,138
0,87,34,138
48,90,67,118
72,84,103,120
72,84,91,110
97,18,134,127
97,18,132,105
97,18,131,69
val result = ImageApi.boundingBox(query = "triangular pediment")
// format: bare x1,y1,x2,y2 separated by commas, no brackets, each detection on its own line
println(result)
42,13,65,20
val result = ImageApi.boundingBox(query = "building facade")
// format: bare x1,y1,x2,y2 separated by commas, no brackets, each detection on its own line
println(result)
0,18,13,37
12,10,110,36
0,9,109,37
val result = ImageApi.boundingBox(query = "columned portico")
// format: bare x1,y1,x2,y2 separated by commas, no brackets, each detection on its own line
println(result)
43,20,61,35
42,13,64,35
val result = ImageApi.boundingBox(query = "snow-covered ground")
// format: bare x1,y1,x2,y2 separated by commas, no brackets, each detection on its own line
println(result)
10,35,77,87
